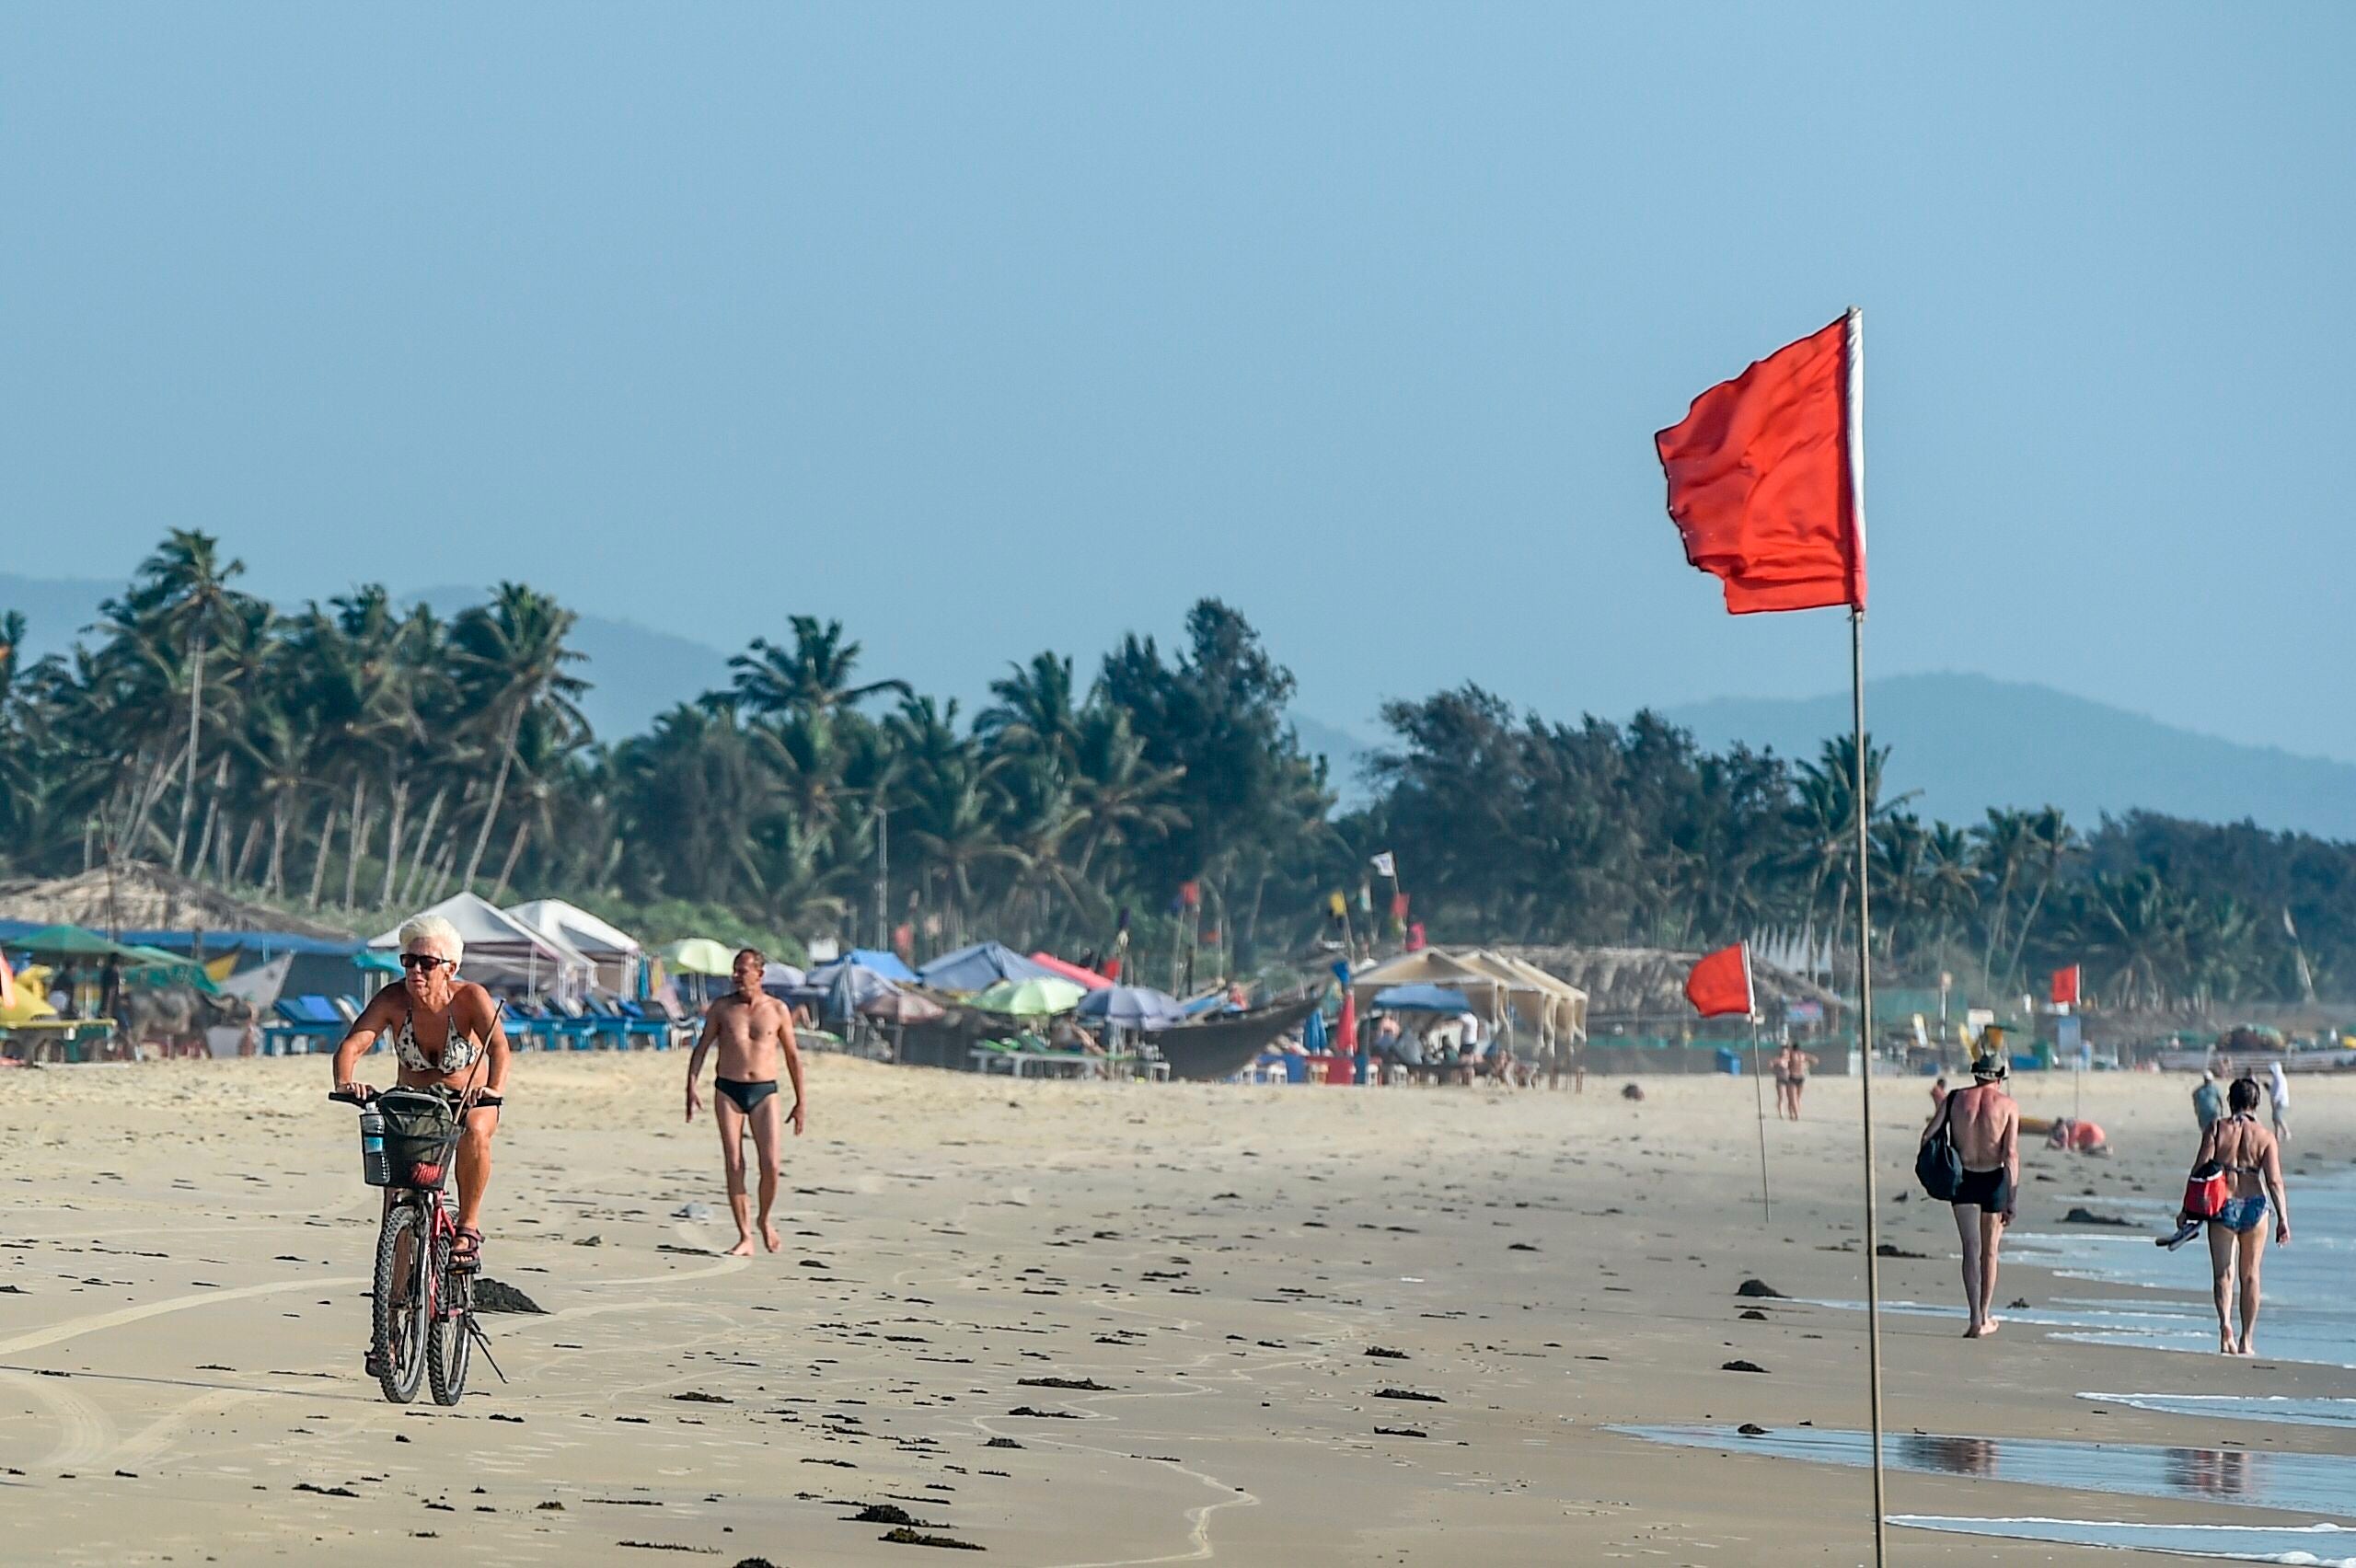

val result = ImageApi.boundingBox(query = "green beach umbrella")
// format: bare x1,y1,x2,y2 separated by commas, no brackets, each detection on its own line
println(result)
657,938,739,977
117,944,223,993
12,924,144,959
969,975,1087,1017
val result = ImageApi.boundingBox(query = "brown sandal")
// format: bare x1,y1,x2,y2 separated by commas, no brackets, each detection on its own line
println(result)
450,1227,483,1274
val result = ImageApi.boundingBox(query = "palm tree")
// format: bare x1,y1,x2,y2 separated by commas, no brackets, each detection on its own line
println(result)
889,697,1014,943
1972,808,2036,989
2004,805,2080,985
1066,703,1185,882
723,617,909,721
977,651,1082,770
238,695,319,898
1920,821,1980,964
102,531,257,873
451,584,588,891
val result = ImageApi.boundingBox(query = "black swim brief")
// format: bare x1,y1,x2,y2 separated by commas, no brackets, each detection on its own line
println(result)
1952,1165,2013,1213
714,1077,779,1114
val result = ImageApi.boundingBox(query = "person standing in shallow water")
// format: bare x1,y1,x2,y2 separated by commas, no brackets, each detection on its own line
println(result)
1928,1053,2019,1339
2179,1076,2291,1355
685,948,807,1257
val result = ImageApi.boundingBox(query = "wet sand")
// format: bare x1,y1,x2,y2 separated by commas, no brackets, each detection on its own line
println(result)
0,1055,2350,1564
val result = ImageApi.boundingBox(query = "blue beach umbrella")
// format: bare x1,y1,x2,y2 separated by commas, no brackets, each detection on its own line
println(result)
1076,984,1187,1029
1372,983,1472,1014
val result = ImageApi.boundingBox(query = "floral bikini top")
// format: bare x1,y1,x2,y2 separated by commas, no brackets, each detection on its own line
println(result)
392,1004,483,1075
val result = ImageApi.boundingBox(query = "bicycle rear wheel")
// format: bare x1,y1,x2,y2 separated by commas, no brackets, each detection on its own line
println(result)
427,1230,472,1405
372,1202,431,1403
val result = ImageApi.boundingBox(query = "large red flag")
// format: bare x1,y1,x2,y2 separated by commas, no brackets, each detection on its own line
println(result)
1684,943,1754,1019
1656,315,1865,614
2050,964,2081,1007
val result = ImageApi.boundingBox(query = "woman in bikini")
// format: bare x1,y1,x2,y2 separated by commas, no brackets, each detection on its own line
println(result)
2177,1076,2291,1355
331,913,512,1277
1774,1043,1815,1121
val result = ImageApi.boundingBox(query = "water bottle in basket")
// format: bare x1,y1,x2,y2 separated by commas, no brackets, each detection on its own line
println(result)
360,1103,391,1186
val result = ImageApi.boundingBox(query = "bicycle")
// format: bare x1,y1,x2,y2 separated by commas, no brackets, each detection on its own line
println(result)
329,1086,502,1404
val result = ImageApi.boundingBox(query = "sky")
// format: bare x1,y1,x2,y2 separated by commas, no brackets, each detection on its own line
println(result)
4,5,2351,756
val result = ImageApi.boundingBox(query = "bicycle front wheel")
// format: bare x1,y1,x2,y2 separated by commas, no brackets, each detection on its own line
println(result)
427,1233,471,1405
372,1202,431,1404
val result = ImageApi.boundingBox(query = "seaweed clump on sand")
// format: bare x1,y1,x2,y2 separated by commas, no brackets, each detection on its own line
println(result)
473,1278,548,1314
880,1526,986,1551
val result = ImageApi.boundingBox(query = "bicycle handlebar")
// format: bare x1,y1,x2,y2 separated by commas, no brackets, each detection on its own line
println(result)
329,1088,379,1106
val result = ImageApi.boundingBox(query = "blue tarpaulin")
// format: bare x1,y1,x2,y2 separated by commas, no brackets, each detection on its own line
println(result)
822,963,899,1022
915,941,1055,993
833,948,917,983
1372,983,1472,1014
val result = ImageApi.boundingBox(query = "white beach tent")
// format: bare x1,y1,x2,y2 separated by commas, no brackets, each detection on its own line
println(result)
504,898,642,992
370,891,595,999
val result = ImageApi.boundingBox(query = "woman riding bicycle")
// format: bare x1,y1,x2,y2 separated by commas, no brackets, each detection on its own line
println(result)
332,914,511,1276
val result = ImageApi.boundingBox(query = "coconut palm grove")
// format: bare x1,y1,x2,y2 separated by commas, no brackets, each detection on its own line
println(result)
0,529,2349,1009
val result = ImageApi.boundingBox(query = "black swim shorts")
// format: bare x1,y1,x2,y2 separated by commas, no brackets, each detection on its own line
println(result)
1952,1165,2013,1213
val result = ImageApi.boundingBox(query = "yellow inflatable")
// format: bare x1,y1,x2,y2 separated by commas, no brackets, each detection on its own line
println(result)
1,963,61,1028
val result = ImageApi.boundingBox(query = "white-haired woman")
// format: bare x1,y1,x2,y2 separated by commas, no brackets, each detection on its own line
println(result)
331,914,512,1278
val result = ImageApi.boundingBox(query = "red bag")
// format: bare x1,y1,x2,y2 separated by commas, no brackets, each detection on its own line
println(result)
2182,1160,2228,1220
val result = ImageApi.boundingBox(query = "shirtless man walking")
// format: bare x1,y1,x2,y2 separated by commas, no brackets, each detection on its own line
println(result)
685,948,807,1257
1932,1052,2020,1338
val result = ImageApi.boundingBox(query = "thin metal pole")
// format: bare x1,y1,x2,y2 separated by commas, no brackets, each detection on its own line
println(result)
1748,1009,1772,1223
875,801,889,953
1742,940,1772,1221
1840,302,1888,1567
1852,606,1888,1565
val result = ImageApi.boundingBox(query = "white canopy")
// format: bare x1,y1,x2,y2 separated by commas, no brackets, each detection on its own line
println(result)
503,898,641,957
1350,946,1587,1043
370,892,596,996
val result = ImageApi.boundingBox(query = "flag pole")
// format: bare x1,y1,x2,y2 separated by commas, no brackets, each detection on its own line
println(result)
1845,305,1889,1566
1742,940,1771,1223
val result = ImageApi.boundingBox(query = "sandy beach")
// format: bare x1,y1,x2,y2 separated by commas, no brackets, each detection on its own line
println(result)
2,1056,2350,1565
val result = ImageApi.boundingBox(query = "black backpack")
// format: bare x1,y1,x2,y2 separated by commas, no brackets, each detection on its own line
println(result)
1915,1092,1964,1202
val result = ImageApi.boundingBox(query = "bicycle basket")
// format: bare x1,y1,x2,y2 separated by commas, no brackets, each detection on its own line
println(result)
376,1089,459,1189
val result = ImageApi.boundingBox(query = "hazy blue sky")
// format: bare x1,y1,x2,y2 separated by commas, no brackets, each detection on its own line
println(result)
5,6,2350,755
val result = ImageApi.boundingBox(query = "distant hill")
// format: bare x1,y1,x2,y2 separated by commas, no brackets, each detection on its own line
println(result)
1663,673,2356,841
1290,713,1377,809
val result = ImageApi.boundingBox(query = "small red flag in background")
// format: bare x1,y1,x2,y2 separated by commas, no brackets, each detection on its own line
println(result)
1656,314,1865,615
2050,964,2081,1006
1685,943,1754,1019
0,947,15,1011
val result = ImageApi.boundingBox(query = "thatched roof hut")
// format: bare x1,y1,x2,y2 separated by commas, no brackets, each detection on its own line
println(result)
0,862,352,940
1496,944,1842,1029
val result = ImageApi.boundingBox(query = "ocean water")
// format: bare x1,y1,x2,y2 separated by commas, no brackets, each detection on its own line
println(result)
1623,1177,2356,1560
1997,1172,2356,1367
1802,1172,2356,1368
1889,1516,2356,1565
1611,1424,2356,1517
2078,1393,2356,1432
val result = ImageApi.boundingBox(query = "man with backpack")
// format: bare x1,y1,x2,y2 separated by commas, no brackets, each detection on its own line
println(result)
1920,1051,2019,1340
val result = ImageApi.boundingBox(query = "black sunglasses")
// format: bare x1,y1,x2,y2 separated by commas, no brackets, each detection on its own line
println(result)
399,952,451,973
